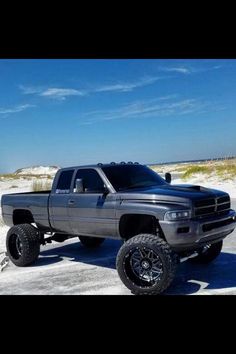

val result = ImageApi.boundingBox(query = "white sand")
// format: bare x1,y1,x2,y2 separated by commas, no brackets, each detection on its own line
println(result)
172,175,236,198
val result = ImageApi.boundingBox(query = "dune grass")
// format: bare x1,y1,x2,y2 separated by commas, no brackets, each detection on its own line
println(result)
182,166,211,179
182,160,236,181
32,179,52,192
0,173,21,180
0,173,54,180
150,158,236,181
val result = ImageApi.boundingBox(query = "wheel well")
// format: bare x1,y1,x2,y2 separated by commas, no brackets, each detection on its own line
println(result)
119,214,165,240
13,209,34,225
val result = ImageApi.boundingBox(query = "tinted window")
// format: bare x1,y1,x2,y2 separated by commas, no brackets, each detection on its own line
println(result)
74,169,105,193
56,170,74,193
102,165,167,191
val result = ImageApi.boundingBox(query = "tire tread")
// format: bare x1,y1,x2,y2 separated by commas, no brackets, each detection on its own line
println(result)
116,233,179,295
6,223,40,266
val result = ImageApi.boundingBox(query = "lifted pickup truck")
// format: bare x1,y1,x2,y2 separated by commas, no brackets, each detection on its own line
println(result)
2,162,236,295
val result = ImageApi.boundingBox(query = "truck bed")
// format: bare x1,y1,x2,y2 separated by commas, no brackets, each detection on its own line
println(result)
3,190,51,195
1,191,51,230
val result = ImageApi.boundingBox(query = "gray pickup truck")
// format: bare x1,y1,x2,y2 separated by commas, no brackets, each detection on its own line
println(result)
2,162,236,295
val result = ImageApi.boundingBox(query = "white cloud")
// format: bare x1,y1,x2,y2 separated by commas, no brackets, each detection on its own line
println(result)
95,83,136,93
19,85,42,94
19,76,170,100
160,64,224,75
80,96,209,125
94,76,166,93
0,104,36,115
20,85,86,100
39,88,86,100
161,66,191,75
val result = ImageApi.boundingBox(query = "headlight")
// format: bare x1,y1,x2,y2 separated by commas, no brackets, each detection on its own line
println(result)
164,210,191,221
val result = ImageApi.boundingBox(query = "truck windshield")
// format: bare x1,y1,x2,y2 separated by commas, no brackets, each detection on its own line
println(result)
102,165,167,192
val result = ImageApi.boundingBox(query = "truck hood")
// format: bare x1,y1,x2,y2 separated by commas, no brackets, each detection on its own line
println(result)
118,183,228,203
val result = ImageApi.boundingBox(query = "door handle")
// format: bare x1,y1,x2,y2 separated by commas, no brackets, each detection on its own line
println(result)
68,200,75,205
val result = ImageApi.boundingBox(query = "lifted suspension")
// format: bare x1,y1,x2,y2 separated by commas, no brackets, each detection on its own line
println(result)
40,233,70,245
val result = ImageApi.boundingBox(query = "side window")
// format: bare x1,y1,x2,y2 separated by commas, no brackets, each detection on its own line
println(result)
74,169,105,193
56,170,74,194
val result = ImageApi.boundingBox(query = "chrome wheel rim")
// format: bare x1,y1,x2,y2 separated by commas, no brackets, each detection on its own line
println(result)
9,234,23,260
15,236,23,256
124,246,164,288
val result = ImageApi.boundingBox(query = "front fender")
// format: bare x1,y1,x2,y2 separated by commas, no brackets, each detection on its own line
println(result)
116,199,190,221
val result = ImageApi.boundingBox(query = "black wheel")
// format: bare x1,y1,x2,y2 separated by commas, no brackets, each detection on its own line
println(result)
190,240,223,264
79,236,105,248
6,224,40,267
116,234,179,295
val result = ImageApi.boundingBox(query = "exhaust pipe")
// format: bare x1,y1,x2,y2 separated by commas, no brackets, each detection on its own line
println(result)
180,244,211,263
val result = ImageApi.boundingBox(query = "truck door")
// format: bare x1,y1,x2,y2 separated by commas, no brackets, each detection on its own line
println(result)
49,169,75,234
67,168,117,238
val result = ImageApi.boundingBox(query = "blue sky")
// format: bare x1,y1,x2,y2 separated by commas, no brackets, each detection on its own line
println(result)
0,59,236,173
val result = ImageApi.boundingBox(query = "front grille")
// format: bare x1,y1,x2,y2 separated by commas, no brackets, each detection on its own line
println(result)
194,198,215,208
202,217,234,232
193,195,230,218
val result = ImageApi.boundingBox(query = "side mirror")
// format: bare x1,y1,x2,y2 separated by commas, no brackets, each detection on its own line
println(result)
165,172,172,184
75,178,84,193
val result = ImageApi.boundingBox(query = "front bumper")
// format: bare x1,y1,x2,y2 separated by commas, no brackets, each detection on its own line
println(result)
159,209,236,252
